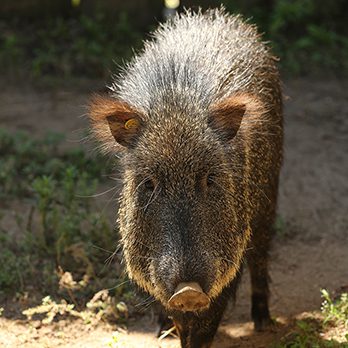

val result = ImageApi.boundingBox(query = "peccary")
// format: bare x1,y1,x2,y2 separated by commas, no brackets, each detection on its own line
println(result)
89,8,282,348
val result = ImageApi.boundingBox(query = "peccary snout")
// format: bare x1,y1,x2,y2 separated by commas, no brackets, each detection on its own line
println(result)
154,243,214,307
168,282,210,312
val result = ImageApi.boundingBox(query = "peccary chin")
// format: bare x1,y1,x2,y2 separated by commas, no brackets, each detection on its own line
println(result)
117,99,252,307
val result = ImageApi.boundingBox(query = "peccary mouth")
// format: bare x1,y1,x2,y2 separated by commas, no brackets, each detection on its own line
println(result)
167,282,211,312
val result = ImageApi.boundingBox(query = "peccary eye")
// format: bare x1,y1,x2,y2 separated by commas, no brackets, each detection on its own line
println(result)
206,174,215,186
143,178,155,191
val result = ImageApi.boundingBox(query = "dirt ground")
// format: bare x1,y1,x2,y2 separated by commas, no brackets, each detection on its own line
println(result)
0,78,347,347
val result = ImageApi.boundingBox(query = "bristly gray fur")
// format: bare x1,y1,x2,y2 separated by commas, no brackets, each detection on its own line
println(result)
110,7,278,120
93,7,283,346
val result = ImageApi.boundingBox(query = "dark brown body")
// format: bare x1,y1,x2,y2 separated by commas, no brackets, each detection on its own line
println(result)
89,8,282,348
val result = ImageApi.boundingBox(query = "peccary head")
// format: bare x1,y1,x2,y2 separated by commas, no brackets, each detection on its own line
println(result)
89,92,265,311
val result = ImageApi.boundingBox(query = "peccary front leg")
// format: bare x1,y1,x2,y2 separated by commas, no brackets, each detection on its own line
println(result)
247,224,273,331
157,295,226,347
173,312,222,348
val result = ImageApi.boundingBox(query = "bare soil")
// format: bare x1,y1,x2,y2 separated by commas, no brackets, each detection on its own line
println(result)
0,78,347,347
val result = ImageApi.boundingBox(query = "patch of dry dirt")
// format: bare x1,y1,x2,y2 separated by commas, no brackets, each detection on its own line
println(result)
0,78,347,347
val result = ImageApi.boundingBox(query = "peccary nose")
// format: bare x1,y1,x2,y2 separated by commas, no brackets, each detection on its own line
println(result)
168,282,210,312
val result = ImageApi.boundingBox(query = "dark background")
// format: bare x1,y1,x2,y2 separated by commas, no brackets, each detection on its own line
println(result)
1,0,347,80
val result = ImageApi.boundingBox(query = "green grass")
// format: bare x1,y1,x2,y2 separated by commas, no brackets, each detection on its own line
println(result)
0,12,143,79
275,320,345,347
0,129,133,310
0,129,109,198
321,289,348,329
1,1,348,79
273,289,348,347
225,0,348,76
274,215,287,237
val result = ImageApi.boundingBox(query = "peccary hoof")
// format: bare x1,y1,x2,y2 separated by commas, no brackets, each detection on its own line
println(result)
254,314,273,331
252,293,273,331
168,282,210,312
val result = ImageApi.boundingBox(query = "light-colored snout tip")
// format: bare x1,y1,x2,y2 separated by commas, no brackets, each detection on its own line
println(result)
168,282,210,312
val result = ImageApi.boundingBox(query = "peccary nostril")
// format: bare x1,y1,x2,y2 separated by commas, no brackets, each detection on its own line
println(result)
168,282,210,312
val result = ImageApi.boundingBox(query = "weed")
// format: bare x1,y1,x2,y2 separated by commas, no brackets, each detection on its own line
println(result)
273,289,348,347
225,0,348,76
1,1,348,79
273,319,344,347
0,129,105,198
22,289,128,326
0,12,143,79
23,296,77,324
321,289,348,328
0,128,140,328
0,29,25,75
0,249,23,290
0,129,129,305
274,215,287,237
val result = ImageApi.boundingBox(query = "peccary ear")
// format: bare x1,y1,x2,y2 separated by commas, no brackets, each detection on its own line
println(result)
89,94,143,149
209,94,262,141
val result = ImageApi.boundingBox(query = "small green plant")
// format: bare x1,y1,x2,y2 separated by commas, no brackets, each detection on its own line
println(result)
321,289,348,328
273,289,348,347
273,319,344,347
0,249,23,290
0,31,25,73
274,215,287,237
